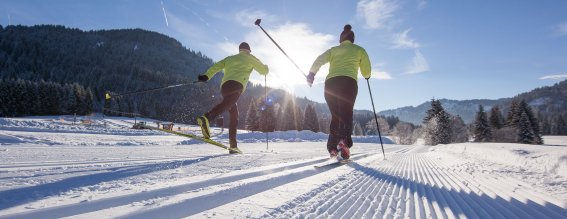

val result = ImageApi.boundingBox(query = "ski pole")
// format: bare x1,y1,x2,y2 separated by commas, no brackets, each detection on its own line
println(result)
105,81,200,100
265,75,269,151
366,79,386,159
254,19,307,78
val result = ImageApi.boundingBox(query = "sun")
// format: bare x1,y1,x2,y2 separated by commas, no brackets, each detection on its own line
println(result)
251,62,330,94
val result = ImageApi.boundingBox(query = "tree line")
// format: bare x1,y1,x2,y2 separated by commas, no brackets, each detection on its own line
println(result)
473,99,544,144
0,78,93,116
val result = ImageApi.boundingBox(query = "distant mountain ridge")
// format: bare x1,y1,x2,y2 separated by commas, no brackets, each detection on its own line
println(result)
379,80,567,125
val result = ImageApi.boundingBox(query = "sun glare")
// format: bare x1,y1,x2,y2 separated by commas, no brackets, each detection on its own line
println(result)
244,23,335,91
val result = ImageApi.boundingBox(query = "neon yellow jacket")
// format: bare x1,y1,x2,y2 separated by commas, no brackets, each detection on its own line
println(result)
204,51,269,91
309,41,371,81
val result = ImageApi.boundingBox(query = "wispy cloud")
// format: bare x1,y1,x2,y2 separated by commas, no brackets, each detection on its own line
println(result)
356,0,398,30
405,49,430,74
218,22,334,89
364,70,393,80
539,74,567,80
358,63,393,80
161,1,169,27
235,9,277,27
392,29,420,49
554,21,567,36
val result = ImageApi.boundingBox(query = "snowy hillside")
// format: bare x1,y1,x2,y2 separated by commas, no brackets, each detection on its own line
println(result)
0,116,566,218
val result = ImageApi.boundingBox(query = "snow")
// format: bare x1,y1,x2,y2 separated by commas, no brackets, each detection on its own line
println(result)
0,116,566,218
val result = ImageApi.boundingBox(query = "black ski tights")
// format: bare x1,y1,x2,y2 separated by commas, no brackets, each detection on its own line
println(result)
205,80,242,147
324,76,357,153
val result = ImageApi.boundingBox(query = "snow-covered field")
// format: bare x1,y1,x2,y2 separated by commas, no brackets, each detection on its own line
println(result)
0,116,565,218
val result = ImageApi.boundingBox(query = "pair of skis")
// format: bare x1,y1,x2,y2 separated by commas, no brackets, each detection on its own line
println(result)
140,124,242,154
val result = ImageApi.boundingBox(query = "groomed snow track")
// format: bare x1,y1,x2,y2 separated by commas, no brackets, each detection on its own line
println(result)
1,146,565,218
266,148,567,219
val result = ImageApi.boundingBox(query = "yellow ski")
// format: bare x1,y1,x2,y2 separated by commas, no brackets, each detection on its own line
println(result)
140,125,242,154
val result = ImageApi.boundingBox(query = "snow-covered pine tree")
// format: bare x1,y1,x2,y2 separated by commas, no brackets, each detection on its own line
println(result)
422,99,452,145
517,111,535,144
423,99,443,124
436,110,452,144
489,105,504,130
423,115,439,145
473,105,492,142
245,100,260,131
518,100,543,144
302,104,319,132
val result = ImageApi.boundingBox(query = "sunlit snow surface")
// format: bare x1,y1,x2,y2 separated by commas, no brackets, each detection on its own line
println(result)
0,116,565,218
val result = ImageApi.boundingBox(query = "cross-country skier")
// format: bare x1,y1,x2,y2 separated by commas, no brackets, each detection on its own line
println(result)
196,42,269,154
307,24,371,160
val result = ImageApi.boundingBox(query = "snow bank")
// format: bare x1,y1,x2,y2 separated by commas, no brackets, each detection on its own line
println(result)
430,143,567,178
0,117,160,136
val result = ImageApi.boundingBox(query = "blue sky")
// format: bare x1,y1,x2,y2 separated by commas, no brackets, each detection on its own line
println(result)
1,0,567,111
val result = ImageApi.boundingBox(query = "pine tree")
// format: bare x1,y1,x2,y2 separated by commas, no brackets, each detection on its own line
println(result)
451,115,469,143
302,104,320,132
259,104,276,133
506,99,521,126
436,110,452,144
551,115,566,135
540,116,551,135
295,105,304,131
489,105,504,130
424,116,439,145
245,100,260,131
473,105,492,142
517,111,535,144
422,99,452,145
518,100,543,144
423,99,443,123
280,100,298,131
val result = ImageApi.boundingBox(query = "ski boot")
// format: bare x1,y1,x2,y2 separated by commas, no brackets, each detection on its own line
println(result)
196,116,211,139
337,139,350,160
229,146,240,154
329,148,338,158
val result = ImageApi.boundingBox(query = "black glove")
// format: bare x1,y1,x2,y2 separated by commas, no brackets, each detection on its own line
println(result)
306,72,315,87
198,75,208,82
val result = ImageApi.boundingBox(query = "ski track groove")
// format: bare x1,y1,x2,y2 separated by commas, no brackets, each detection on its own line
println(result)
3,146,566,218
421,155,481,219
415,153,442,218
269,151,567,219
423,154,465,219
475,171,559,218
